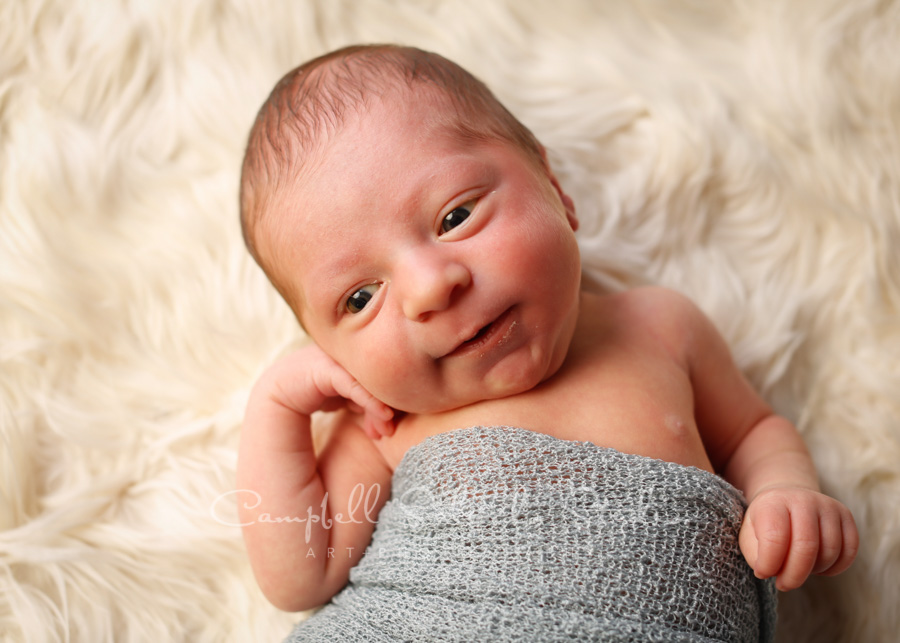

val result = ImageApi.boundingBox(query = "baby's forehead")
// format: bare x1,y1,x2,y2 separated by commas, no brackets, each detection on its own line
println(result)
257,79,511,257
303,94,469,174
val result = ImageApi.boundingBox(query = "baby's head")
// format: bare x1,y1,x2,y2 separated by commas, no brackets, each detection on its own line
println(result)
240,45,582,414
240,45,546,272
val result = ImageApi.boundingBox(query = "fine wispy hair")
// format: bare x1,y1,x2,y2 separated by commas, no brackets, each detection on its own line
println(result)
239,44,542,273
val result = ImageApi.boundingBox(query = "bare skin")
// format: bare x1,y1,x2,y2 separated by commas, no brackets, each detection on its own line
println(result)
237,78,857,613
238,288,858,611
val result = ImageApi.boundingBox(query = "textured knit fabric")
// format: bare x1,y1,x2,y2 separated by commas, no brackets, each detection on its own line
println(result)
286,426,777,642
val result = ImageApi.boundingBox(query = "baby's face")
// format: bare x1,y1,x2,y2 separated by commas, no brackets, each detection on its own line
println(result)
262,94,582,414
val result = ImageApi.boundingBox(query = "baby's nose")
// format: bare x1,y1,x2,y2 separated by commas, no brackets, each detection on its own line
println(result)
398,252,471,322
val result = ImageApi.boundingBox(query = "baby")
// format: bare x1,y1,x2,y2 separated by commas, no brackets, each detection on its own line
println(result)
236,45,857,641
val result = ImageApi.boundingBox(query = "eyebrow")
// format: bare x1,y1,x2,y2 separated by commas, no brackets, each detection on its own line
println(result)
319,250,364,281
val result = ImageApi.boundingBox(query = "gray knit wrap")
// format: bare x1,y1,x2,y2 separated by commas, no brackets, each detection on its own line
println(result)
286,426,777,642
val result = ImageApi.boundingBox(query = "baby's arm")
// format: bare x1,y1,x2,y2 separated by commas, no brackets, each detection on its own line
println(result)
657,289,859,591
236,344,395,611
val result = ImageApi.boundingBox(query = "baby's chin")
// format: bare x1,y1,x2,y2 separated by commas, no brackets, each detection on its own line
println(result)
378,370,552,417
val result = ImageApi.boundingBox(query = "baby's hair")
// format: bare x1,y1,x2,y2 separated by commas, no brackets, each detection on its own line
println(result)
239,44,542,271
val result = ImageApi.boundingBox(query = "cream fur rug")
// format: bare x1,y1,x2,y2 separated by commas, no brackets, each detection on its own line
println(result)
2,1,898,641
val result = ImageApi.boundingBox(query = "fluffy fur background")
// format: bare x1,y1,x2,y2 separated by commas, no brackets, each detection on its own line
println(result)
1,1,898,641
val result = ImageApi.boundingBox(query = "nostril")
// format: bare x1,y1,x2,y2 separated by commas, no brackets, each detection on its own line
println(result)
400,260,471,321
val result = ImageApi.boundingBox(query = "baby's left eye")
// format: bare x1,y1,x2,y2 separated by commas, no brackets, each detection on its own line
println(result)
440,200,476,234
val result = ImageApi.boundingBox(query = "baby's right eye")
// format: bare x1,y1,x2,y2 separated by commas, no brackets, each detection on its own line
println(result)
346,284,380,314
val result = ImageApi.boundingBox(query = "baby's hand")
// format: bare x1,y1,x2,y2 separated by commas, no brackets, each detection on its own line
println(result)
739,486,858,591
259,344,396,441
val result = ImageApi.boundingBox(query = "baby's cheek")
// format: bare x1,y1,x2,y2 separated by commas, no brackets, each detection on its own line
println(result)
353,352,422,411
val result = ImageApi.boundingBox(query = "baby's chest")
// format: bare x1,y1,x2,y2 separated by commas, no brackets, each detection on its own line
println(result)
444,351,713,471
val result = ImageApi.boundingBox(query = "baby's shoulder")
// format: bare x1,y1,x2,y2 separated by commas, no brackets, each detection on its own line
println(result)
585,286,710,357
591,285,703,327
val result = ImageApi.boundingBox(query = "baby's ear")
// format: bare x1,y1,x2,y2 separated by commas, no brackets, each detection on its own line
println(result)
538,144,578,231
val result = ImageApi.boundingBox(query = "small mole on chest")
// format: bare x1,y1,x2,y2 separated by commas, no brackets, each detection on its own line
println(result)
664,414,687,437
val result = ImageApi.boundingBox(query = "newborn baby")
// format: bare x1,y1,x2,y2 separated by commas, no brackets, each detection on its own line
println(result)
236,44,857,642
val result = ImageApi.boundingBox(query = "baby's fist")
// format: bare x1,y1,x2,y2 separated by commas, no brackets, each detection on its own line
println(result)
739,486,858,591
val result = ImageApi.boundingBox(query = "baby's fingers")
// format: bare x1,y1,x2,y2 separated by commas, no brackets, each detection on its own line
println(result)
773,503,820,591
337,381,394,440
810,505,845,575
742,503,790,581
814,505,859,577
743,490,860,591
312,364,394,438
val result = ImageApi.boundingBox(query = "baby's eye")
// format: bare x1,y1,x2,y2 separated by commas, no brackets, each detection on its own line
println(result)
346,284,380,314
440,200,476,234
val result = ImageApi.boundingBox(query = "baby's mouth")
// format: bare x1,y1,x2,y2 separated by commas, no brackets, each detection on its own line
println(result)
446,307,514,357
464,322,493,344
